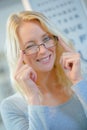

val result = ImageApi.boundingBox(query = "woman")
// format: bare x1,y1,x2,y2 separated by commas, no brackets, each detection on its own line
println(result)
0,11,87,130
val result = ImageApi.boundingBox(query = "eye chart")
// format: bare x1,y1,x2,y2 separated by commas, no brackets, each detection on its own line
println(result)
22,0,87,77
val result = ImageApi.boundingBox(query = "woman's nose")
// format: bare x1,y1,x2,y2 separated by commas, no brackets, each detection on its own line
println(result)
38,44,47,54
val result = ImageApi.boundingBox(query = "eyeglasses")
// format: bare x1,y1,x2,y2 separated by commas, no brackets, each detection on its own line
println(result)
22,35,58,55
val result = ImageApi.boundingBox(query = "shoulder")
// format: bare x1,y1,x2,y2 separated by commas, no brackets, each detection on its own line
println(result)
0,92,28,115
0,93,29,130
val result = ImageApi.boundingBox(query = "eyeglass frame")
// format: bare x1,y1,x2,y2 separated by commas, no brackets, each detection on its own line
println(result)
22,35,58,55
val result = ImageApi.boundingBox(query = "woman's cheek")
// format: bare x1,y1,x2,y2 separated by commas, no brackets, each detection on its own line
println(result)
23,54,36,65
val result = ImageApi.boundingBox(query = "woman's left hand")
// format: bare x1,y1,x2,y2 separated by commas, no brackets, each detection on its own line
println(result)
59,37,83,85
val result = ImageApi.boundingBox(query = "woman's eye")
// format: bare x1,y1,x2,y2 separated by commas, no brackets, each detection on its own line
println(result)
43,36,51,42
26,44,35,49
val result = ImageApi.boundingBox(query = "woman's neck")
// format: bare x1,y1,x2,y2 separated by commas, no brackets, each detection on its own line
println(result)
36,68,61,94
35,69,74,106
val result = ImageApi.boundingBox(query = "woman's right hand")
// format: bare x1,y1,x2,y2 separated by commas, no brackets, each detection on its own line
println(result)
14,51,41,105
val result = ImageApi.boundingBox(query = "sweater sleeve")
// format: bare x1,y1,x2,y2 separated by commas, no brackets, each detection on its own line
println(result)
72,80,87,117
0,98,29,130
0,96,48,130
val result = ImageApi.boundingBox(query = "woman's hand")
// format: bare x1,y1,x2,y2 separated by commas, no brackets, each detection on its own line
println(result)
59,37,83,85
14,51,41,105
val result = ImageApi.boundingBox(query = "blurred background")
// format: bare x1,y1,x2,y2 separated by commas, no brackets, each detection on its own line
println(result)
0,0,87,130
0,1,24,129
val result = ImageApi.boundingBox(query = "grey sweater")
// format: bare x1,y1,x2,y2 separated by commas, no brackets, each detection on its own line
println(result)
0,80,87,130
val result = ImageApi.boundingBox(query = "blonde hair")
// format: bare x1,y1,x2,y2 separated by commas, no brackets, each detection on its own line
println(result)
6,11,73,92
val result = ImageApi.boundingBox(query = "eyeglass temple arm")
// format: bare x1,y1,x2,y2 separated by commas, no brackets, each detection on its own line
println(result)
54,36,59,41
22,50,26,54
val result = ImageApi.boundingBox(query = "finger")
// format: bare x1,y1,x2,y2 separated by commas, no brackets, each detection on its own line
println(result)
16,64,29,76
62,57,80,70
25,67,37,82
16,66,37,82
64,59,74,70
61,52,79,59
16,50,24,72
61,52,80,61
60,54,74,70
58,37,73,52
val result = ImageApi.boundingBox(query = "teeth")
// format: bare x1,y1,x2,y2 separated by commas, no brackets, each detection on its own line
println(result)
41,57,49,62
37,55,50,63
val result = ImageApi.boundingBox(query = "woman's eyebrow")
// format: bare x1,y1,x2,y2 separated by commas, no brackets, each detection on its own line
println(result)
41,33,49,38
24,33,49,45
25,40,35,45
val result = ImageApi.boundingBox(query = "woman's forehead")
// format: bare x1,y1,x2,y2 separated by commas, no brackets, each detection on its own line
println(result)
17,21,49,46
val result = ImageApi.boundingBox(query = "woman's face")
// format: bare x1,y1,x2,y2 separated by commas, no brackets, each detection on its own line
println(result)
18,20,56,72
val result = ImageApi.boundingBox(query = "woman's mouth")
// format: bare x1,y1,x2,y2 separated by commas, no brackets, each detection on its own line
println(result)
36,54,51,64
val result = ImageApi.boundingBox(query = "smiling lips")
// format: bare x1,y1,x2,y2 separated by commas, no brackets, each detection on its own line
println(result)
36,54,51,64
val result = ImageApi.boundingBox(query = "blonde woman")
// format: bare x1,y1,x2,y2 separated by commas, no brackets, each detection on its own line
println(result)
1,11,87,130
